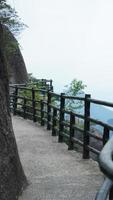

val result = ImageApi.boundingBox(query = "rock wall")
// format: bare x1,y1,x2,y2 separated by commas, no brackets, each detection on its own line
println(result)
3,25,28,84
0,23,28,200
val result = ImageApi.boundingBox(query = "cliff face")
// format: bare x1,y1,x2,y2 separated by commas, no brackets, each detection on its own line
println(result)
0,23,28,200
3,25,28,84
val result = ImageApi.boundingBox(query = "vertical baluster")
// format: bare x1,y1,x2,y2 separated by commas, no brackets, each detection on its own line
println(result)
47,91,52,130
50,79,53,91
32,88,36,122
52,108,57,136
41,100,45,126
58,93,65,143
68,112,75,150
103,127,110,146
83,94,91,159
23,97,26,119
109,186,113,200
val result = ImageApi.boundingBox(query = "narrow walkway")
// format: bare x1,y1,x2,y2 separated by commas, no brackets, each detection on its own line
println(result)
12,116,103,200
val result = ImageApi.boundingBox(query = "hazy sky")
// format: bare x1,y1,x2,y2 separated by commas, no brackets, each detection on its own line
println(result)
8,0,113,101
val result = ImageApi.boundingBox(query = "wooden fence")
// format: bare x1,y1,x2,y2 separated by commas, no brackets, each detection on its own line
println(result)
9,78,53,91
9,85,113,159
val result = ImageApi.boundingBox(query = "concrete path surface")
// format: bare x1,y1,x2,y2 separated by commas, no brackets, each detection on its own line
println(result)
12,116,103,200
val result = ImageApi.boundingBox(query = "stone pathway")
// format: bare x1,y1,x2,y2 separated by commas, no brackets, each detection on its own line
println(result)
12,116,103,200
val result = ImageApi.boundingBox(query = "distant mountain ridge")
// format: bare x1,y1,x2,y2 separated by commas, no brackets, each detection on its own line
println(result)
91,104,113,125
77,93,113,125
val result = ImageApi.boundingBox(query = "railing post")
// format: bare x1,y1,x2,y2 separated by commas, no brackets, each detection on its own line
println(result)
32,88,36,122
109,186,113,200
103,127,110,146
41,100,45,126
50,79,53,91
13,86,18,115
68,112,75,150
83,94,91,159
58,93,65,143
47,91,52,130
23,97,26,119
52,108,57,136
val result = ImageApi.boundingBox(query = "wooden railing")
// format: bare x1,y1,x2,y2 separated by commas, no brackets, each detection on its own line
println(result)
9,84,113,199
95,137,113,199
9,78,53,91
9,85,113,158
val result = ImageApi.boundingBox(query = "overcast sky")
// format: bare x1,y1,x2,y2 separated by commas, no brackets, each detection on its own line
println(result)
8,0,113,101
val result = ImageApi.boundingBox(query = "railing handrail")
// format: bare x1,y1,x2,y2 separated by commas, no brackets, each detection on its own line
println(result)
95,137,113,199
88,98,113,108
9,85,113,133
95,178,113,200
9,85,113,139
9,78,53,90
99,137,113,180
10,84,113,108
10,85,49,92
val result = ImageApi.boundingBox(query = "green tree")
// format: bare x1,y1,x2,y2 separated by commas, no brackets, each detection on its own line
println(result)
0,0,27,56
28,73,39,83
0,0,25,35
64,79,86,111
0,1,28,85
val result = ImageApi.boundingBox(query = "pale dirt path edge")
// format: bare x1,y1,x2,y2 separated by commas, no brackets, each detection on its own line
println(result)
12,116,104,200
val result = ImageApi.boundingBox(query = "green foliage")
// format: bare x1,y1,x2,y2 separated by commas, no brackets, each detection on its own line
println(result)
0,0,26,35
64,79,86,96
0,0,27,61
27,73,52,91
27,73,39,84
64,79,86,111
19,76,49,108
19,88,46,113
